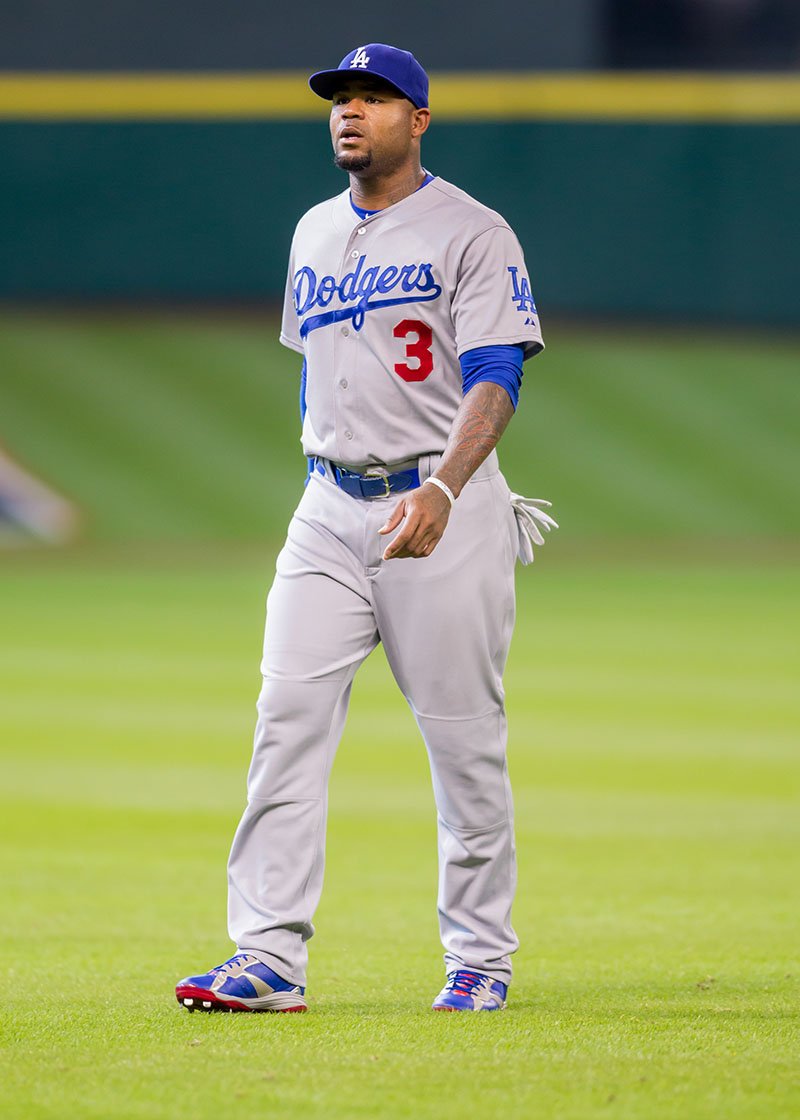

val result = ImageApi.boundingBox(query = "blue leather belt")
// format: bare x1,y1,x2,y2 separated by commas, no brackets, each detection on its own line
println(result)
313,457,420,499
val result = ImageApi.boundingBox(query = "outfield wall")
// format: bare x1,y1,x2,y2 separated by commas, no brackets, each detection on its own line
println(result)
0,75,798,324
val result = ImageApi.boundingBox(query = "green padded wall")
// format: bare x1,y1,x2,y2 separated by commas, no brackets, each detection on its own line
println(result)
1,121,797,323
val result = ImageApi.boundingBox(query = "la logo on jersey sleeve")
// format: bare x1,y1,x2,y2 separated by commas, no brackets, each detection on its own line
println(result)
507,266,537,327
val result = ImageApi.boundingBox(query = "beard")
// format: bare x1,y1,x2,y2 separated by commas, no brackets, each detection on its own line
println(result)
334,150,373,173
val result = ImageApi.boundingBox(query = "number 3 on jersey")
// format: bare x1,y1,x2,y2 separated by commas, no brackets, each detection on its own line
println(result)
393,319,434,383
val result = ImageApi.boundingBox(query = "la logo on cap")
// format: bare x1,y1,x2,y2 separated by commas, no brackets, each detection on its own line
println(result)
350,47,370,68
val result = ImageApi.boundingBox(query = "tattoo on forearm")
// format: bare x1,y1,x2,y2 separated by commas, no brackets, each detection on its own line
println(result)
435,383,514,497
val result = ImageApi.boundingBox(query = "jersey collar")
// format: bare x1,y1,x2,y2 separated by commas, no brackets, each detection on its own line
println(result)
348,171,436,220
331,173,437,235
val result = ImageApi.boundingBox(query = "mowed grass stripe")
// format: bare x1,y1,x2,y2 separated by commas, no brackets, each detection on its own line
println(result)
2,559,798,790
519,373,716,532
17,321,296,533
72,319,304,524
2,312,800,540
2,317,302,538
3,643,797,706
3,621,796,731
592,341,800,513
511,332,800,535
2,326,210,535
556,349,766,525
536,337,800,534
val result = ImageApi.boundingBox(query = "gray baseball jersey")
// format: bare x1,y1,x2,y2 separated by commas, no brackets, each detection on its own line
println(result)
280,175,544,467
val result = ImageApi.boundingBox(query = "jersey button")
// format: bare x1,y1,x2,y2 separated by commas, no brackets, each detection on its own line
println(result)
344,430,353,440
341,327,349,337
350,250,359,258
357,227,366,235
339,378,348,389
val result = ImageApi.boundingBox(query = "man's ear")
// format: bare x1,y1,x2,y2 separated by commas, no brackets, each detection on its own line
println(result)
412,108,431,138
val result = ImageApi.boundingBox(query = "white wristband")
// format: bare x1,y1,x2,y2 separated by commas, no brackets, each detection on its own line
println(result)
423,476,456,507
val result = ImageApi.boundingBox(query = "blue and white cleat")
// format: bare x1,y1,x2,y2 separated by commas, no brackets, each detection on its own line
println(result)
176,952,307,1013
432,969,508,1012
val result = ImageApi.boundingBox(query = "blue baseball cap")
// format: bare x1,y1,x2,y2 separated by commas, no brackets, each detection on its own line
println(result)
309,44,429,109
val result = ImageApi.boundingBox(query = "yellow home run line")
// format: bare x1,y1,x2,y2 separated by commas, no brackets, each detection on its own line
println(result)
0,72,798,122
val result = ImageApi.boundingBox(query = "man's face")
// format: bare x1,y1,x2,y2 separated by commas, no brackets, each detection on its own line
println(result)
330,78,422,175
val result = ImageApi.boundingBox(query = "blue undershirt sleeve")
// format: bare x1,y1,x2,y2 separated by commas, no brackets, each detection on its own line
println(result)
300,359,315,484
299,357,307,422
459,344,525,410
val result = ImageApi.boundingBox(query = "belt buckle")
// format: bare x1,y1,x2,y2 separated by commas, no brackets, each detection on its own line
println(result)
364,469,391,497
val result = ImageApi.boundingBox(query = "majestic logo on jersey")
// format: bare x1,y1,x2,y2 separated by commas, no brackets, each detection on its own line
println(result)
508,266,537,323
350,47,370,69
293,255,442,338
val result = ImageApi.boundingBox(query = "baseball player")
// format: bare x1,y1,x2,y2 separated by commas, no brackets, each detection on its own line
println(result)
176,43,556,1015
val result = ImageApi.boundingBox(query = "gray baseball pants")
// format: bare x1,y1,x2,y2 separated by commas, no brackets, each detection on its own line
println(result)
227,450,520,986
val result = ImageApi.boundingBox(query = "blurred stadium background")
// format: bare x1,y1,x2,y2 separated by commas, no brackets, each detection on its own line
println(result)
1,4,798,1119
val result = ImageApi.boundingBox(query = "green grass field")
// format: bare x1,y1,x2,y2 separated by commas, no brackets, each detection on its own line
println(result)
2,310,799,541
1,313,798,1118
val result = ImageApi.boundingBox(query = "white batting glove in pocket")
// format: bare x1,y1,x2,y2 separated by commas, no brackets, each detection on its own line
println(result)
509,492,559,565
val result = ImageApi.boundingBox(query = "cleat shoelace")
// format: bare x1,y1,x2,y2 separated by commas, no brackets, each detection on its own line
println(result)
212,953,251,976
445,970,488,997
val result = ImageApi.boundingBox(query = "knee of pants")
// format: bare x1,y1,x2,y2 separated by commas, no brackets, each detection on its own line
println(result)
247,676,349,801
404,666,504,721
419,710,512,832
